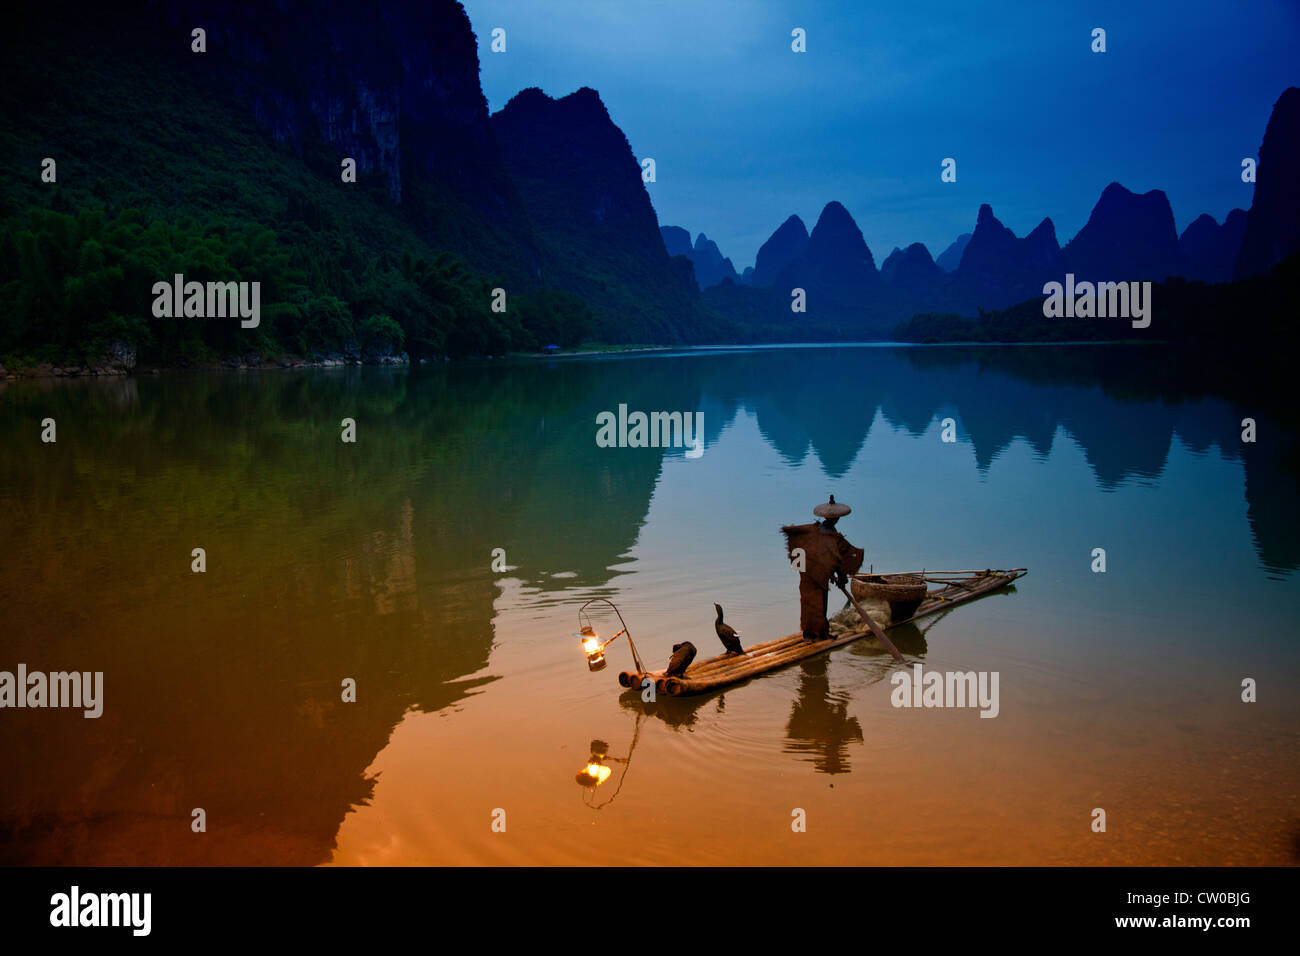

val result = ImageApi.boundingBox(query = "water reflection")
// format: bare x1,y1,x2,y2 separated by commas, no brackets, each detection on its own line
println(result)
575,715,642,810
853,618,931,660
1,343,1295,864
783,615,941,774
618,687,715,731
784,658,863,774
611,603,970,784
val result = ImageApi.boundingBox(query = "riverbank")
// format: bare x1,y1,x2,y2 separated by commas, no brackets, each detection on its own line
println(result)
0,339,1147,379
0,342,693,378
0,348,414,380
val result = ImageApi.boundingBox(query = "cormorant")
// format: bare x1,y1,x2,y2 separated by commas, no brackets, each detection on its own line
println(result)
665,641,697,678
714,603,745,655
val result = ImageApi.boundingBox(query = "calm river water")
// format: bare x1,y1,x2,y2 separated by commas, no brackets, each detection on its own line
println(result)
1,344,1297,865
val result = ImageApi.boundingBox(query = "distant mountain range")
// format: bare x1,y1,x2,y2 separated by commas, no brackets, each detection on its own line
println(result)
661,227,739,288
674,86,1300,335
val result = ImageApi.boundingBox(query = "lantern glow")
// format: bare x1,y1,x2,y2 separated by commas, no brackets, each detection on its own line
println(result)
576,739,615,788
573,730,637,808
575,625,607,671
570,599,645,677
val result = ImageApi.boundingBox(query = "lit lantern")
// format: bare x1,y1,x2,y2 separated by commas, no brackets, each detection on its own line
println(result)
576,625,606,671
571,599,645,676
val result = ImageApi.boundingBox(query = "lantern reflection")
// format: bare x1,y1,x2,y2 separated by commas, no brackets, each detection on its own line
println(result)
573,715,642,809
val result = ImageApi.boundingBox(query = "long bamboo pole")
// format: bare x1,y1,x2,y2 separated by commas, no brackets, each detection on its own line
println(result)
837,582,905,662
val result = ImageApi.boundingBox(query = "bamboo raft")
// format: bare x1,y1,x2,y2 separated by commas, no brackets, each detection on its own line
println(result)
618,568,1027,697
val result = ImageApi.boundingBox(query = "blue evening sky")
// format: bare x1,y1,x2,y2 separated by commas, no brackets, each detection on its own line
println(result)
464,0,1298,269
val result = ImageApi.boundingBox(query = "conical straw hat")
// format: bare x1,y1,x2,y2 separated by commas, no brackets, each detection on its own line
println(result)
813,494,851,519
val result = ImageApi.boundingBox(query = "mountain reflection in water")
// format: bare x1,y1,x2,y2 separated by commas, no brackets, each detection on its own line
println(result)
1,344,1296,865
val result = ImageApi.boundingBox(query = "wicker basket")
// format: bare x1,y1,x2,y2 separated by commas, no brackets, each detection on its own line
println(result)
852,573,928,622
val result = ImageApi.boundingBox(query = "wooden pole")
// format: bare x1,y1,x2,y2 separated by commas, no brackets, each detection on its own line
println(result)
837,582,905,663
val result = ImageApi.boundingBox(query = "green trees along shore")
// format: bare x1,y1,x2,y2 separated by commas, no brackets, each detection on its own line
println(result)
0,203,594,370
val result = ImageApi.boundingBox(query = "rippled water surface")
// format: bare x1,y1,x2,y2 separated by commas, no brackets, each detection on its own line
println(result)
2,344,1297,865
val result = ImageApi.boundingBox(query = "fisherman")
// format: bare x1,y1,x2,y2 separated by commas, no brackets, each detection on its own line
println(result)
781,495,865,642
